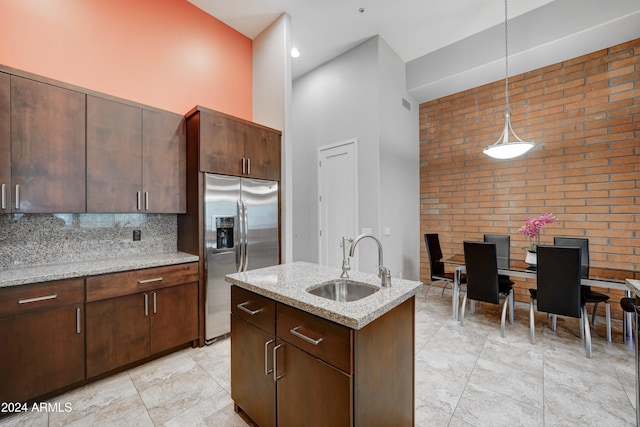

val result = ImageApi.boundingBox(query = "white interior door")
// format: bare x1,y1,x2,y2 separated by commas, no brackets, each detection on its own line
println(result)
318,139,358,268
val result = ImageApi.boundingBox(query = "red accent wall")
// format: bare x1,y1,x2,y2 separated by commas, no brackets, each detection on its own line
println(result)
420,39,640,316
0,0,252,119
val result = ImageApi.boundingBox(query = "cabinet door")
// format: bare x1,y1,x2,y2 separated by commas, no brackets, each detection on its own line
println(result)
11,76,86,213
198,110,245,175
276,341,352,427
142,109,186,213
86,293,149,378
0,72,9,212
0,305,85,403
87,95,142,213
149,282,198,354
231,314,276,427
244,126,281,181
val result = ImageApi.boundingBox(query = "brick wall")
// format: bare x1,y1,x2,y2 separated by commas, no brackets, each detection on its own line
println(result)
419,38,640,319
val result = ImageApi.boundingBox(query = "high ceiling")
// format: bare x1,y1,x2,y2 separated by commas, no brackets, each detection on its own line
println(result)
189,0,640,102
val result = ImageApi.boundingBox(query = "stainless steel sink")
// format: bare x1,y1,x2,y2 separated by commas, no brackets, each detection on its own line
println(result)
307,279,379,302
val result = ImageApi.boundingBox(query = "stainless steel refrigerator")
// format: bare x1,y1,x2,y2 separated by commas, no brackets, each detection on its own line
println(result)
204,173,279,344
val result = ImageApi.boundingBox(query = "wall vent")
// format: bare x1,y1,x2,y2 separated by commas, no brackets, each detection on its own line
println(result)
402,97,411,111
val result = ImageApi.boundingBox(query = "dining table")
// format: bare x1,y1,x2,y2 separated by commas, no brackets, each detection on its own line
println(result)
443,254,638,328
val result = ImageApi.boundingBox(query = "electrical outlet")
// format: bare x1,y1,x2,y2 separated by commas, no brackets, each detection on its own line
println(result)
133,230,141,241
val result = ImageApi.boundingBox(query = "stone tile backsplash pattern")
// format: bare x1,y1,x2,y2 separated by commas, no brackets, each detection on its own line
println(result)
0,214,177,269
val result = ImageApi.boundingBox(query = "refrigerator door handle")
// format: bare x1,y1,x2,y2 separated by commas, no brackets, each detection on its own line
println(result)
242,199,249,271
236,200,244,272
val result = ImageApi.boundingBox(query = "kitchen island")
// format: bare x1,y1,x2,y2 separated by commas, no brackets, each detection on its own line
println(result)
226,262,422,427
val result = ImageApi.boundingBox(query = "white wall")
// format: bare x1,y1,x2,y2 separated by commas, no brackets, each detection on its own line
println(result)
253,13,293,262
292,36,420,280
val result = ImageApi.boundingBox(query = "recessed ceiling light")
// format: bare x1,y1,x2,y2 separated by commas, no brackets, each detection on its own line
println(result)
291,47,300,58
358,7,365,13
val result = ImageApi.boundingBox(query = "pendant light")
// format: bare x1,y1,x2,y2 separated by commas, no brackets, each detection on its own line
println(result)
483,0,535,160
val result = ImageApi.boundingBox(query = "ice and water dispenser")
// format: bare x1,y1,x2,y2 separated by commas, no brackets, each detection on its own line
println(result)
215,217,234,249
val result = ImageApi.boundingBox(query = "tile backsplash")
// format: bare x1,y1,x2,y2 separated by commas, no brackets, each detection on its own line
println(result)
0,213,177,269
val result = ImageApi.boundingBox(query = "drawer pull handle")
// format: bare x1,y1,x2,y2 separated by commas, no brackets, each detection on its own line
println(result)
273,343,284,382
264,339,274,375
138,277,163,284
237,301,261,316
290,326,324,345
18,294,58,304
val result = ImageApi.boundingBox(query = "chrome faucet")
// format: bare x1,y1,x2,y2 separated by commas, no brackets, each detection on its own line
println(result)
348,234,391,287
340,237,352,278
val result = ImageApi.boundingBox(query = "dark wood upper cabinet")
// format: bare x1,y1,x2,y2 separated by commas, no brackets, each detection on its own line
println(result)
10,76,86,213
87,96,186,213
143,109,186,213
0,72,9,212
191,106,281,180
87,95,142,213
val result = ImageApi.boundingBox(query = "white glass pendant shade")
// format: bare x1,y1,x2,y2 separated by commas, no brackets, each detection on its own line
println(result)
483,0,536,160
483,112,535,160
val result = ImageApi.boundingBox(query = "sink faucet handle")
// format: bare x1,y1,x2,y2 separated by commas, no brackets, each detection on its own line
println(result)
378,266,391,287
341,236,352,278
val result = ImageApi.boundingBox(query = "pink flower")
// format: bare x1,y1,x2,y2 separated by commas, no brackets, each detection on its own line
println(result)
518,213,557,239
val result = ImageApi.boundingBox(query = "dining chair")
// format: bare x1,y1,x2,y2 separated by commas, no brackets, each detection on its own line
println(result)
424,233,465,300
529,245,593,358
553,236,611,340
483,234,515,323
460,241,513,338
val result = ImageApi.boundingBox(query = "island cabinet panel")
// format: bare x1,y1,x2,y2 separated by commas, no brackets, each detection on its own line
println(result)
231,314,276,427
275,340,352,427
230,285,414,427
0,72,9,212
0,279,85,403
10,75,86,213
85,263,199,378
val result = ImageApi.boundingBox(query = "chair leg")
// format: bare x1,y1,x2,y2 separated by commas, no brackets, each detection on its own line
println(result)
529,297,535,344
500,291,510,338
624,311,634,343
551,314,557,332
591,302,599,327
583,306,592,359
441,281,450,298
460,293,468,326
509,291,515,324
579,315,584,340
605,302,611,343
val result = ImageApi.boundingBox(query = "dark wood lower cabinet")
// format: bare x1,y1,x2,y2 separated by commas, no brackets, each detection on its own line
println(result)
276,340,351,426
231,314,276,427
86,282,199,378
230,285,414,427
0,279,85,403
86,293,150,378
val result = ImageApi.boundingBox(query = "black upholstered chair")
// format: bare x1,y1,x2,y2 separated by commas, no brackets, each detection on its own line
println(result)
553,237,611,341
529,245,593,358
460,241,513,338
424,233,465,299
483,234,515,323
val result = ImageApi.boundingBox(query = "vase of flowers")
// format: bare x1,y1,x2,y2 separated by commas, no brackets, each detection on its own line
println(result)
518,213,557,264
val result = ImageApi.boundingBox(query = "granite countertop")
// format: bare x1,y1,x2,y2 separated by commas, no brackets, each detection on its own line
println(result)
225,261,423,330
0,252,200,288
626,279,640,294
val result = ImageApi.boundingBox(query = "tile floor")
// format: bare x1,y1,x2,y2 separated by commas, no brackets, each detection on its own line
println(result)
1,287,636,426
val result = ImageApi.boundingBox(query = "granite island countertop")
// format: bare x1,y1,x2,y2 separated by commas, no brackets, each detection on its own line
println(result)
0,252,200,288
225,261,423,330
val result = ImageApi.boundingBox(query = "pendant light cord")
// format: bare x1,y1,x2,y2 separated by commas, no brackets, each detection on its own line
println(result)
504,0,510,115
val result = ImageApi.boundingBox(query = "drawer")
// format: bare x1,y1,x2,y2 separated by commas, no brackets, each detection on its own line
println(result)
231,286,275,335
86,262,198,302
276,303,352,374
0,278,84,318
